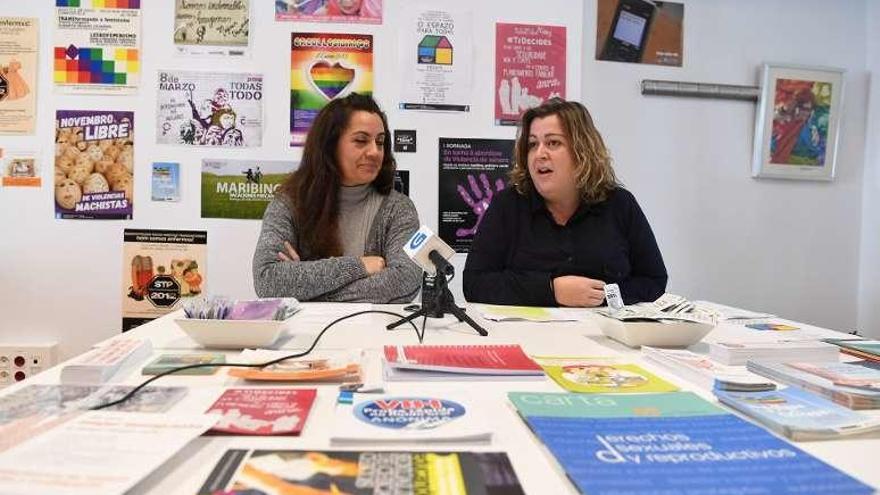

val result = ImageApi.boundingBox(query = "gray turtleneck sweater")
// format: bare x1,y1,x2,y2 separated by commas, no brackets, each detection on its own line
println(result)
252,188,421,303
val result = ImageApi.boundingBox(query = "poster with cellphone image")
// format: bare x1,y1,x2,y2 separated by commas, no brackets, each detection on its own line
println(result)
596,0,683,66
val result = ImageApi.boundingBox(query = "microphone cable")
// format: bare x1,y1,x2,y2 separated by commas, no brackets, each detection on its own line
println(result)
90,309,417,411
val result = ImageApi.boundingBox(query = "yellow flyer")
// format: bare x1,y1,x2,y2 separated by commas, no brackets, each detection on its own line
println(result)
0,17,38,135
534,356,679,394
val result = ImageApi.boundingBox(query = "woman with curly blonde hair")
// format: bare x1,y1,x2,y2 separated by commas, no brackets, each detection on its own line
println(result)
463,98,667,307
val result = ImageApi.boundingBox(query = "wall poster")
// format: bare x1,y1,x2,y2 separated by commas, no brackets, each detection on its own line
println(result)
495,23,566,126
156,70,263,147
275,0,382,24
289,32,373,147
55,110,134,220
0,17,38,135
54,0,141,94
122,229,207,331
201,158,297,219
438,138,513,252
595,0,684,66
1,149,40,188
173,0,250,57
151,162,180,202
399,6,473,112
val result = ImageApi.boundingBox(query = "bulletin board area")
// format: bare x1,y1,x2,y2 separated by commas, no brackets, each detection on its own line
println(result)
0,0,584,359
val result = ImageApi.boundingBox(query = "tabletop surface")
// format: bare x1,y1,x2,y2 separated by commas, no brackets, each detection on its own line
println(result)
4,302,878,495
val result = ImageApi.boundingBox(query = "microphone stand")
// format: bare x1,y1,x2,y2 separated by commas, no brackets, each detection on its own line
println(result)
387,270,488,342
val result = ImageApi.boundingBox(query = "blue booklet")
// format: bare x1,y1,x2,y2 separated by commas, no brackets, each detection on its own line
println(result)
715,387,880,441
509,392,873,495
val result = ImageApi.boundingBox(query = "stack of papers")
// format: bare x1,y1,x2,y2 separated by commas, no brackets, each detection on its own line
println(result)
383,344,543,381
715,387,880,441
60,338,152,384
747,360,880,409
709,340,840,366
824,339,880,363
641,346,775,392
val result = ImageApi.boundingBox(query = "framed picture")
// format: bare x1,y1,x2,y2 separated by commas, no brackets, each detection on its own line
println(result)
751,63,845,181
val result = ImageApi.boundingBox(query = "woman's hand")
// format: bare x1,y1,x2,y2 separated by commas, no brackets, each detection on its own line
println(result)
361,256,386,275
277,241,300,262
553,275,606,307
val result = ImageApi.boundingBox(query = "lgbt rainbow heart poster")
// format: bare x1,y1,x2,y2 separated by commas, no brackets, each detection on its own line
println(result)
290,33,373,147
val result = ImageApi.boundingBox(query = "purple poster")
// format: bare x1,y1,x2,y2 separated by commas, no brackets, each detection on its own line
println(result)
55,109,134,220
438,138,513,252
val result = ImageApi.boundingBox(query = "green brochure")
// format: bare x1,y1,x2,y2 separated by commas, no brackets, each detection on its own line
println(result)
508,391,725,418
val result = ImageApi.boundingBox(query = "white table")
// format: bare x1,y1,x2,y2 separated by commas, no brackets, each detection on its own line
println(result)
5,303,879,494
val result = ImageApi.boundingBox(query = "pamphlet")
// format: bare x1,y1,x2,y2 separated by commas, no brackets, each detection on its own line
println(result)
534,356,678,393
206,388,316,436
198,449,524,495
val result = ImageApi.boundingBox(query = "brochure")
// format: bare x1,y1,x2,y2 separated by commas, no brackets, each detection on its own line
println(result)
331,394,491,444
715,387,880,441
198,449,524,495
508,391,873,495
206,388,316,436
534,356,679,393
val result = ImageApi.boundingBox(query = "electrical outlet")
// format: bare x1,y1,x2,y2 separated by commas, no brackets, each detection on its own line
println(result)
0,343,59,388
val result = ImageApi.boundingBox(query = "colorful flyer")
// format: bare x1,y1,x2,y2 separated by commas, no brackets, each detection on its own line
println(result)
173,0,250,57
122,229,207,331
201,158,296,219
54,110,134,219
151,162,180,202
0,17,38,135
206,388,317,436
533,357,679,394
275,0,382,24
53,0,141,94
198,450,525,495
495,23,566,126
156,70,263,147
290,32,373,147
1,149,40,188
438,138,513,252
399,6,473,112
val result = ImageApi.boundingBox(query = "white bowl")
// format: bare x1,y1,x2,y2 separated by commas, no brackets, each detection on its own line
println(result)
175,318,287,349
595,315,714,348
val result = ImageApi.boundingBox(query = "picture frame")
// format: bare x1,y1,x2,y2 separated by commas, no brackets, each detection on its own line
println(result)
751,63,845,181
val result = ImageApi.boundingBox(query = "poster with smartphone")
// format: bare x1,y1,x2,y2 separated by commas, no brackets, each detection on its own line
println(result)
596,0,683,66
495,23,566,126
438,138,513,252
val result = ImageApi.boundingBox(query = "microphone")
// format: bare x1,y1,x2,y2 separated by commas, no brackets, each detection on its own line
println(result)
403,225,456,276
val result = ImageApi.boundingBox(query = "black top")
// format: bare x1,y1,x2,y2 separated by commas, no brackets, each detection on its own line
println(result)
463,186,667,306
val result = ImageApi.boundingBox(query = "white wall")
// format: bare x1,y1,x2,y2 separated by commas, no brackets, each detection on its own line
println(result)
581,0,870,334
0,0,583,359
859,1,880,339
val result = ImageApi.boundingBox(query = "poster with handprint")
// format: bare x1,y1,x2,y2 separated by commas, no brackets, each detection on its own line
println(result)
156,70,263,147
495,23,566,126
290,33,373,147
438,138,513,252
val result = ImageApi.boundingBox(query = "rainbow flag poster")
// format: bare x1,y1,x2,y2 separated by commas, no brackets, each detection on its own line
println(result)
290,33,373,147
54,0,141,94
